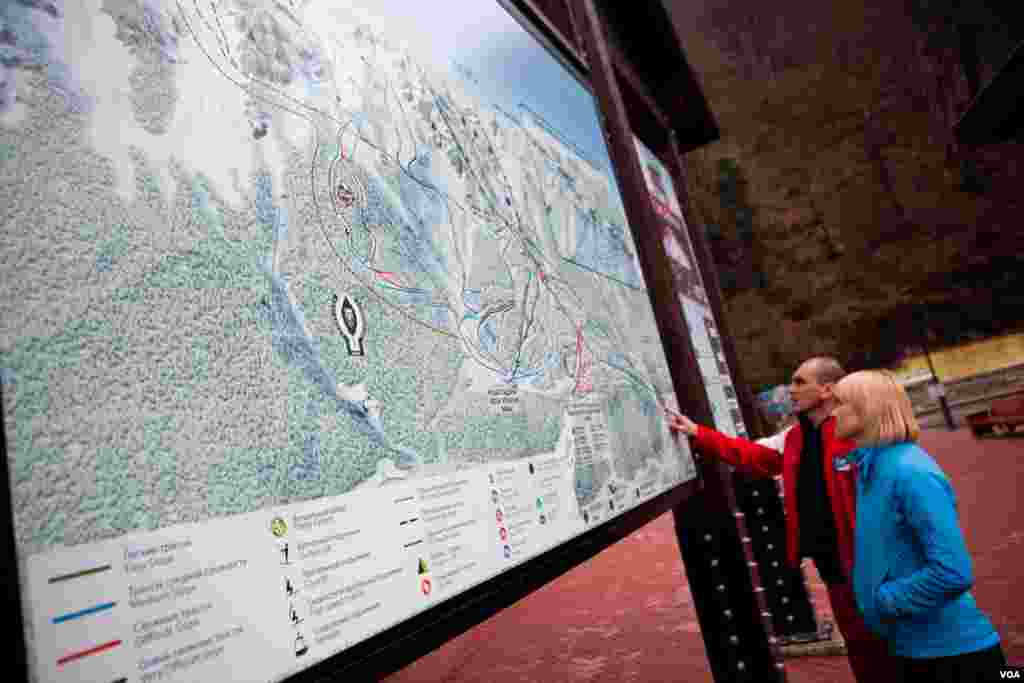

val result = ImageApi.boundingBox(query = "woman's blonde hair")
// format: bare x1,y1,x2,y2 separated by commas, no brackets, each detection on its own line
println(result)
833,370,921,446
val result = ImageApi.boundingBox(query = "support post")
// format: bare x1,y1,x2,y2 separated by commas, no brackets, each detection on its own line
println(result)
0,386,28,683
663,135,823,642
567,2,785,680
919,307,957,430
663,134,763,441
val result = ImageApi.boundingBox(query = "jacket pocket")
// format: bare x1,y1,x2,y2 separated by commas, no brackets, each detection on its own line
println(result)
885,543,917,582
874,566,891,601
866,566,894,637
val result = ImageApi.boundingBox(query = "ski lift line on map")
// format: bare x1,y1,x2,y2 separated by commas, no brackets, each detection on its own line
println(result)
560,257,645,292
194,0,233,66
308,127,460,342
324,114,467,286
179,3,467,224
518,102,604,173
384,74,423,172
475,301,516,357
564,318,660,399
191,9,481,229
536,271,585,310
445,198,469,295
207,1,240,67
327,125,367,226
368,222,454,308
377,73,414,165
191,1,228,42
599,360,660,401
462,300,543,379
424,81,521,237
500,222,563,302
511,272,535,373
181,4,630,361
512,270,542,375
573,325,590,394
504,245,621,379
175,4,343,135
457,327,509,376
447,104,512,200
495,101,603,178
365,231,379,265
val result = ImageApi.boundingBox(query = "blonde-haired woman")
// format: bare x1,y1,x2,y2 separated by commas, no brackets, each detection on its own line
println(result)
832,370,1005,682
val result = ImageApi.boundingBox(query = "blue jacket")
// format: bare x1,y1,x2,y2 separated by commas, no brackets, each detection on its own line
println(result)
851,441,1000,658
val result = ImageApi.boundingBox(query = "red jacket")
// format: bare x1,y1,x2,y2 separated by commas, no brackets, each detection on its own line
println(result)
692,416,859,576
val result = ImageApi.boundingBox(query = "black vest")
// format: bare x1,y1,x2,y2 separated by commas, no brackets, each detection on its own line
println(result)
796,414,844,584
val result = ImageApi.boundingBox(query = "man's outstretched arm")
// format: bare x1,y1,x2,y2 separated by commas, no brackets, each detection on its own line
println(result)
665,408,784,478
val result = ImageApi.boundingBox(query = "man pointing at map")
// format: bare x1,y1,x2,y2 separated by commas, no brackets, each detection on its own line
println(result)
665,357,899,682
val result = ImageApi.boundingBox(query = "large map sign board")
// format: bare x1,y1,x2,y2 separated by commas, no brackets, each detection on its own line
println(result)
633,139,748,439
0,2,697,681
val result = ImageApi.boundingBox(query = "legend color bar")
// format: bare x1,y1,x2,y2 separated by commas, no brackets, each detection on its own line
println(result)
57,640,122,666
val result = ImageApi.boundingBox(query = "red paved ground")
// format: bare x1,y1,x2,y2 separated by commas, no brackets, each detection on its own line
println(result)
384,429,1024,682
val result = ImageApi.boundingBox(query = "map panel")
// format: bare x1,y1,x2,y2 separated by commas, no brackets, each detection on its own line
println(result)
1,2,696,681
633,138,747,438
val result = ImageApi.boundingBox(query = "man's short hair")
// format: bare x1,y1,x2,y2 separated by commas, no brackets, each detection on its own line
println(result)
807,357,846,385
